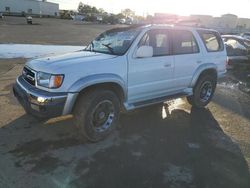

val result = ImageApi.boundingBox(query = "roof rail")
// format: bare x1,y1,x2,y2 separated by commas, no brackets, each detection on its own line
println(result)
142,18,204,28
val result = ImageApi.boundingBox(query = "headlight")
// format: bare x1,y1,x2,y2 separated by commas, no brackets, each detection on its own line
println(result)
37,72,64,88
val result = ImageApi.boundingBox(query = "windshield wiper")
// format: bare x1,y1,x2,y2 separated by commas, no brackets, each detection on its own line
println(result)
101,43,115,54
82,41,96,52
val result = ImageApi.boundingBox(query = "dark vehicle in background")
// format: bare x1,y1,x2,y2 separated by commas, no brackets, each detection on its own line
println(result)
222,35,250,69
241,32,250,40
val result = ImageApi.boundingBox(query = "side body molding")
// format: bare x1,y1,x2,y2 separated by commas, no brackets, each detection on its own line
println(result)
190,63,217,87
68,73,127,98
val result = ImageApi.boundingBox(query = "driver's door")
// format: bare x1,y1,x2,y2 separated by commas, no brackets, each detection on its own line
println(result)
127,29,175,103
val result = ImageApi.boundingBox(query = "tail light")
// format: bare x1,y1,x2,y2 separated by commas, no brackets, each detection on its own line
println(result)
226,58,232,65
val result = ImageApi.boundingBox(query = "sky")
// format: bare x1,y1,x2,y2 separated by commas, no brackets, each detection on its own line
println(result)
49,0,250,18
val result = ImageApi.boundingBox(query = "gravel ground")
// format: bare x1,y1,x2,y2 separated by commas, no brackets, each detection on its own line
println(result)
0,16,123,45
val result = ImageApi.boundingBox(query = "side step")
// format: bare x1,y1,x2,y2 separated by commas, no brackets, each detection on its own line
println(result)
125,90,192,111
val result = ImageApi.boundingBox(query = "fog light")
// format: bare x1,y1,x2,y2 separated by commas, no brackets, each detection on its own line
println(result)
31,104,39,111
37,97,46,103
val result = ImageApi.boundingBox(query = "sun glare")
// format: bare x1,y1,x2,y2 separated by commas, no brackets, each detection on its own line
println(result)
78,0,250,18
53,0,250,18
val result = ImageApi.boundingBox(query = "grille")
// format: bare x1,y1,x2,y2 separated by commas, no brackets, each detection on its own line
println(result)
22,66,36,86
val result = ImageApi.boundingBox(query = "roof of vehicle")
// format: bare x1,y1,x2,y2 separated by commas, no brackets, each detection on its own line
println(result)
110,24,219,33
222,34,250,41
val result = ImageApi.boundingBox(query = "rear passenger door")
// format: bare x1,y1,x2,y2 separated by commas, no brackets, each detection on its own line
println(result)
198,30,226,73
172,30,202,89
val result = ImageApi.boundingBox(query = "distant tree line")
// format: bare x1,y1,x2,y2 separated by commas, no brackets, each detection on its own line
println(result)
60,2,145,24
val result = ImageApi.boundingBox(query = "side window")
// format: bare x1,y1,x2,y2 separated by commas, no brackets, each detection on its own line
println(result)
138,29,170,56
173,30,199,55
225,39,246,50
198,31,224,52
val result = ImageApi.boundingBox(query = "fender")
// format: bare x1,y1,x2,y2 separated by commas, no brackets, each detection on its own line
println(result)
68,73,127,98
190,63,217,87
62,74,127,115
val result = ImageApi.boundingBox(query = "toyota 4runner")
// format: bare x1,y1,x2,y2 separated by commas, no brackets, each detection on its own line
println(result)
13,24,227,141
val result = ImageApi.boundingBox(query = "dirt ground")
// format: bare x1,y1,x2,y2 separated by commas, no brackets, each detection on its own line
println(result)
0,16,122,45
0,58,249,188
0,17,250,188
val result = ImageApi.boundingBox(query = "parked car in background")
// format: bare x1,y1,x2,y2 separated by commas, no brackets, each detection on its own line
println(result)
26,16,32,24
125,17,133,25
118,18,126,24
241,32,250,40
222,35,250,69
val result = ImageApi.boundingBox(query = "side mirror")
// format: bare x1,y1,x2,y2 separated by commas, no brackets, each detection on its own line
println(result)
135,45,153,58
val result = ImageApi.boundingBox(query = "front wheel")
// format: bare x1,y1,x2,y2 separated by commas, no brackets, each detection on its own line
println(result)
187,74,217,108
74,89,120,142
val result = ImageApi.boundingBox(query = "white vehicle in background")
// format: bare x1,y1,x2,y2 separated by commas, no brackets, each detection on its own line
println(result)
118,18,126,24
26,16,32,24
13,25,227,142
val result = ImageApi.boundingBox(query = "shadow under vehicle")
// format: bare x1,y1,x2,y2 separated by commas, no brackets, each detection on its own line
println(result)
1,102,249,188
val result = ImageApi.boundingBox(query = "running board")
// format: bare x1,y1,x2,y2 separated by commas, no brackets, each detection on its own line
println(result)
124,90,193,111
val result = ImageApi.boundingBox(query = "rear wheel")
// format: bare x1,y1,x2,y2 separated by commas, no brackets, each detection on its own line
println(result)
187,74,216,108
74,88,120,142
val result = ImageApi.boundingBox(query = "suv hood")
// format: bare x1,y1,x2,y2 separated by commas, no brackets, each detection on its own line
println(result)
26,51,117,73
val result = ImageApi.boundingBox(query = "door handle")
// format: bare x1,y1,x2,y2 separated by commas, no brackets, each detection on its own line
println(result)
196,60,202,64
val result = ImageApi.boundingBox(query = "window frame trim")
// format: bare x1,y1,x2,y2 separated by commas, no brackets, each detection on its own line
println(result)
171,29,200,56
136,29,173,57
197,30,224,53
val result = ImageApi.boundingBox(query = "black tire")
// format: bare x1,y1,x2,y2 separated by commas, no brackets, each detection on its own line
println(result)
187,74,217,108
74,88,120,142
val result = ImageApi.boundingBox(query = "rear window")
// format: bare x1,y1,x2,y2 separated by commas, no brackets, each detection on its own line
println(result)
198,30,224,52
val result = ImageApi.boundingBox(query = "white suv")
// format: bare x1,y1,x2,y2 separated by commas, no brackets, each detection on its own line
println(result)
13,24,227,141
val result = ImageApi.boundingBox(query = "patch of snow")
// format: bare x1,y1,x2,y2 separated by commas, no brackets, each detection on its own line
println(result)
0,44,85,59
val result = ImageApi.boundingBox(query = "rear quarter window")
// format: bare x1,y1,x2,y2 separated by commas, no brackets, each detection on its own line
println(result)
198,30,224,52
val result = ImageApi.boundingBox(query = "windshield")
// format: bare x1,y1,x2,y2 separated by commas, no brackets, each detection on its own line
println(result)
85,27,141,55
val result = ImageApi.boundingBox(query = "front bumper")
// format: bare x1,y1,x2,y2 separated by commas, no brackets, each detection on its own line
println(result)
13,76,68,118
